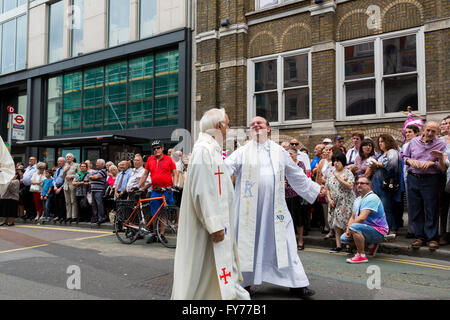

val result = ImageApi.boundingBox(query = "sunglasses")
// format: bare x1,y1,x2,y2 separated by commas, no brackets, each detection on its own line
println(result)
290,143,299,146
356,182,370,185
153,146,162,151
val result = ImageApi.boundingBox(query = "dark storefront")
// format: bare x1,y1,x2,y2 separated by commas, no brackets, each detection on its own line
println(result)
0,28,191,166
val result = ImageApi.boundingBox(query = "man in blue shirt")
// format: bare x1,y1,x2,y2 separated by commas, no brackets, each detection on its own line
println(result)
341,176,389,263
52,157,67,223
114,160,131,199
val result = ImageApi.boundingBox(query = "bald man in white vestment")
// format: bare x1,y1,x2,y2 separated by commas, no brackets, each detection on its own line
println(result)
225,116,325,298
171,108,250,300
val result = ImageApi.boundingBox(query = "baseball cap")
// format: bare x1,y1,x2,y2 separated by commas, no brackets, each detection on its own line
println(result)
152,140,162,148
334,135,344,141
323,138,332,143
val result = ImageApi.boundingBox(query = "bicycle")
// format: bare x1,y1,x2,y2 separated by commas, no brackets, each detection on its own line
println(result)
114,188,179,248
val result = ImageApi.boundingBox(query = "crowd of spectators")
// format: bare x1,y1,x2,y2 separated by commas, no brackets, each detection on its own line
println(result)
0,140,189,232
282,115,450,259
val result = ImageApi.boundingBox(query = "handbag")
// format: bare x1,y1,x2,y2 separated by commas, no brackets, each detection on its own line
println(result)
30,183,41,193
80,196,90,209
381,155,401,193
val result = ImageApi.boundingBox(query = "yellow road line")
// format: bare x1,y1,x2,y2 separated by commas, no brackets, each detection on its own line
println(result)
304,248,450,271
14,225,111,234
0,244,49,254
74,234,114,241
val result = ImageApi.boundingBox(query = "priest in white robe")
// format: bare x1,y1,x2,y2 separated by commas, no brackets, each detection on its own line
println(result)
0,136,15,195
171,108,250,300
224,116,325,298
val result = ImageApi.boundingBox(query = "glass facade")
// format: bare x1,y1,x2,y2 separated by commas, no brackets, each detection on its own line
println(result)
46,49,179,136
48,1,65,63
109,0,130,47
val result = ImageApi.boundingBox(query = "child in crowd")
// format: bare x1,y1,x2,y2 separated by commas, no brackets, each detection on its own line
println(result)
40,170,54,223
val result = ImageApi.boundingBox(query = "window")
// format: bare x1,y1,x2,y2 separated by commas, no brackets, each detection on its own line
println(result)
140,0,157,39
48,1,64,63
0,14,27,74
47,76,63,136
15,14,26,70
63,72,82,134
248,49,311,125
83,67,104,132
108,0,130,47
128,56,153,128
71,0,84,57
155,50,179,126
1,19,15,74
256,0,296,10
104,61,127,130
46,49,179,136
337,28,425,120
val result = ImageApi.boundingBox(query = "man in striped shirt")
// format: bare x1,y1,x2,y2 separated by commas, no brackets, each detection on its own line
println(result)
89,159,108,226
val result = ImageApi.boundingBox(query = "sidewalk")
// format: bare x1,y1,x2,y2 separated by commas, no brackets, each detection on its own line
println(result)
302,227,450,262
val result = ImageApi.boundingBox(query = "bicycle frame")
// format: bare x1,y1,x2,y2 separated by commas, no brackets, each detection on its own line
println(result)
123,195,167,231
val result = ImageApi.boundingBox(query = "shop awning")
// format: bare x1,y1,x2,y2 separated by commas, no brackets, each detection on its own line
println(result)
15,135,149,148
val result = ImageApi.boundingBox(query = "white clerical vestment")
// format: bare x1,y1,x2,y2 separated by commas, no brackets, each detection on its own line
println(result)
0,136,15,195
224,140,320,288
171,133,250,300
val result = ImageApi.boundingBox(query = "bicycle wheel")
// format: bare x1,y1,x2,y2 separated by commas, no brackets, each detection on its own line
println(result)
114,205,139,244
156,208,178,248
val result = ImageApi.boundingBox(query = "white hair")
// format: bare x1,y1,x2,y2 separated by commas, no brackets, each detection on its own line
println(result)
97,159,106,166
199,108,226,134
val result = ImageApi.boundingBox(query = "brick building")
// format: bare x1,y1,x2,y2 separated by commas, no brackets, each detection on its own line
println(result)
193,0,449,152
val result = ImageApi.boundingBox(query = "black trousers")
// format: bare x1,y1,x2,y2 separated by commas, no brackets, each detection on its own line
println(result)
23,187,36,218
52,190,66,219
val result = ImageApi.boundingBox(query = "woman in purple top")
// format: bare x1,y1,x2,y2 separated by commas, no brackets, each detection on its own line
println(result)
285,148,310,250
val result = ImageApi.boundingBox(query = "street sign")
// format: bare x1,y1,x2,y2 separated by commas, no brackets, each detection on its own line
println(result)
7,105,15,114
12,113,25,140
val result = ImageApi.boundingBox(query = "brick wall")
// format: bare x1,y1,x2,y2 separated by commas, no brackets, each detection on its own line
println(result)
195,0,449,152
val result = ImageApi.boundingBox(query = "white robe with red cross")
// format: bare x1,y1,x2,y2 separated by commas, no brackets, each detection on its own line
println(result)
0,136,15,195
171,132,250,300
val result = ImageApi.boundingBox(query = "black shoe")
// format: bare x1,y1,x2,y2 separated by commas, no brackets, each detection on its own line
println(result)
146,235,158,244
329,247,343,253
71,218,79,224
406,232,415,239
0,222,6,226
290,287,315,298
7,223,15,227
159,235,168,244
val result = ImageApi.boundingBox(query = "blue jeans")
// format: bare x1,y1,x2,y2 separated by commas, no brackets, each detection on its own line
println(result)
43,198,52,219
341,223,385,244
150,189,174,216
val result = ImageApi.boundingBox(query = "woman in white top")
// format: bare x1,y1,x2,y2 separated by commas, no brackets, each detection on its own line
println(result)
30,162,46,222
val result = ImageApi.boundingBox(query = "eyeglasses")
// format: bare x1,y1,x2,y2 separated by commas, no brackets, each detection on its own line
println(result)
153,147,161,151
290,143,299,146
356,182,370,185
